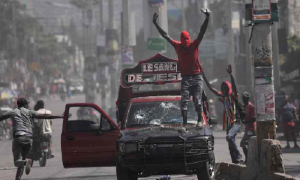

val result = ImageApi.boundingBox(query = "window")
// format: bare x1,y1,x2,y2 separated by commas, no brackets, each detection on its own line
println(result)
67,106,101,132
126,101,198,127
101,117,112,131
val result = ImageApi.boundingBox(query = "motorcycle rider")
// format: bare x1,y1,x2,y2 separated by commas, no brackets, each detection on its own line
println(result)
0,98,63,180
33,100,54,158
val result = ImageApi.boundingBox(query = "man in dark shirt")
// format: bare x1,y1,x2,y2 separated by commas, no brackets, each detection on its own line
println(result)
240,92,256,163
153,9,210,130
0,98,63,180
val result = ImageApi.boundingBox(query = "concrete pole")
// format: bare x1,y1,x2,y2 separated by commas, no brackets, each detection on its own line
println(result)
108,0,114,29
227,0,236,79
272,23,281,92
252,21,276,154
181,0,186,31
82,9,86,57
246,26,254,97
12,1,17,61
99,0,104,33
122,0,130,46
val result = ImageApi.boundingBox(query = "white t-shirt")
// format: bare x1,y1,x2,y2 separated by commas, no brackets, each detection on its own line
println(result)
37,109,52,135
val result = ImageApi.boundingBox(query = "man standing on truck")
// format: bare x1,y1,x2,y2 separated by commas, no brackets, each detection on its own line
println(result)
152,9,210,130
202,65,243,164
0,98,64,180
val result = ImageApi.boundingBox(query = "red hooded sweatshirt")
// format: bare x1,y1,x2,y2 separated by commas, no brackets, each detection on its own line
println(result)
217,81,239,131
172,31,202,76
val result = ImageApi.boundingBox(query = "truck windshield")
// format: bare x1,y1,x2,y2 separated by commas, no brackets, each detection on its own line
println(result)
126,101,198,127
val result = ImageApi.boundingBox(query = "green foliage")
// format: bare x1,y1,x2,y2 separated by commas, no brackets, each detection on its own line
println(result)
287,35,300,52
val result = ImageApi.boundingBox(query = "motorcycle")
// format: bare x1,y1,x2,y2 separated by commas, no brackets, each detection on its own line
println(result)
28,121,53,167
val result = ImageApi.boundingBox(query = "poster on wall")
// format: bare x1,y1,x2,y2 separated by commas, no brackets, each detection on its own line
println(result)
255,84,275,119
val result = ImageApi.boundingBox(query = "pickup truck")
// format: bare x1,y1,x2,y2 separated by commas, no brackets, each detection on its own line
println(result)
61,54,216,180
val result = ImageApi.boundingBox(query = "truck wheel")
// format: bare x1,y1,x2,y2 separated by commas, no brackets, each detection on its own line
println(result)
197,153,216,180
116,161,138,180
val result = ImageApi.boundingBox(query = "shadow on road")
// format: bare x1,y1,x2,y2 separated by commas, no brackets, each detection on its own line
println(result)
282,148,300,153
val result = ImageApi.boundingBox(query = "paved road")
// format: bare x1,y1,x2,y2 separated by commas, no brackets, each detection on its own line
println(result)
0,95,299,180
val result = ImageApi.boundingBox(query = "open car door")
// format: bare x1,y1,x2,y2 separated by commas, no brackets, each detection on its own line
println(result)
61,103,120,168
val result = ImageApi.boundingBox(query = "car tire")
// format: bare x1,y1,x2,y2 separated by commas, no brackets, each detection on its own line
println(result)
197,152,216,180
116,160,138,180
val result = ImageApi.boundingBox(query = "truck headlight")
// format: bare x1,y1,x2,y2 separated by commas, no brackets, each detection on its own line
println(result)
119,142,138,153
125,143,138,153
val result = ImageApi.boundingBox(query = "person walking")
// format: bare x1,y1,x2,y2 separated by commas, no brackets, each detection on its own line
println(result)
0,98,63,180
152,9,210,130
203,65,243,164
280,95,299,149
240,92,256,163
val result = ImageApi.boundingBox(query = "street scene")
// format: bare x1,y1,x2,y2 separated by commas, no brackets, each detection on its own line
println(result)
0,0,300,180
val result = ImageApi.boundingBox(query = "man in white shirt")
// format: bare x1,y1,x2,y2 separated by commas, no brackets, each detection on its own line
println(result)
34,100,54,157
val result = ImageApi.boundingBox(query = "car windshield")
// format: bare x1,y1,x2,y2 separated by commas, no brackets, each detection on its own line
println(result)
126,101,198,127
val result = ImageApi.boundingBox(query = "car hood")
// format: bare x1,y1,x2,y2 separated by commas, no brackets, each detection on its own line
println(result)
120,125,212,141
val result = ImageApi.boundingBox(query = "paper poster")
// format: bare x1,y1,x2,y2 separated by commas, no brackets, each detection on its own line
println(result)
255,84,275,117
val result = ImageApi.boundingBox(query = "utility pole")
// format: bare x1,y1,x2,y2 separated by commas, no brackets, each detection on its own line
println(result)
227,0,236,79
272,23,281,92
245,25,254,97
181,1,186,31
108,0,114,29
12,0,17,62
251,0,276,152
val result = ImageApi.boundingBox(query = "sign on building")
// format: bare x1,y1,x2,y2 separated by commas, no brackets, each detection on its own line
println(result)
252,0,271,22
121,46,134,65
147,38,166,51
120,54,181,88
148,0,164,7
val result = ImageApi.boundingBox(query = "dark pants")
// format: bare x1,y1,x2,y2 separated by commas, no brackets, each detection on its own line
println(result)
12,136,32,180
240,131,255,162
226,124,242,163
181,74,203,113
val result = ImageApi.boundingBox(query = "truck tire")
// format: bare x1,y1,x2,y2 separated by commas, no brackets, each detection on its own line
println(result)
197,153,216,180
116,161,138,180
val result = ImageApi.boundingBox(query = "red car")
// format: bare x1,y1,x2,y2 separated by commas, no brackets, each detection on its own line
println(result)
61,54,216,180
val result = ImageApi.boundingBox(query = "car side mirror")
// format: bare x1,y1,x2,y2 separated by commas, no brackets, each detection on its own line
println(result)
90,124,100,131
209,118,218,125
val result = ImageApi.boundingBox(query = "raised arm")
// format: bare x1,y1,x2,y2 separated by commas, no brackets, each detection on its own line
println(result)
197,9,210,43
0,113,11,121
226,64,238,95
34,113,63,120
153,13,174,45
202,70,221,97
